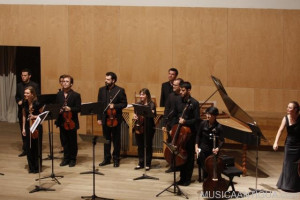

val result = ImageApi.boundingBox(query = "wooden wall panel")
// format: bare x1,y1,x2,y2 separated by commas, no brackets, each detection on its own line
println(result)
283,10,300,90
119,6,172,101
228,9,284,89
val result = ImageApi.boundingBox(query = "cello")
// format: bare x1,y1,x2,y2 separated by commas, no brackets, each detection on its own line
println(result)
202,133,228,196
164,100,192,167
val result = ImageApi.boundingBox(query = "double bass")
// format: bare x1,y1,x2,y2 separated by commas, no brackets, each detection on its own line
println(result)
164,101,192,167
202,133,228,196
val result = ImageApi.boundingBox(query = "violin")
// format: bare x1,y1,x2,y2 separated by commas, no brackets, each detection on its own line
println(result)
133,114,144,134
202,134,228,195
164,101,192,167
63,111,76,130
106,108,118,127
103,89,121,127
29,119,39,139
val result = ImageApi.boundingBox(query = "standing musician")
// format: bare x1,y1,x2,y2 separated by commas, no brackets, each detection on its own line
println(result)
97,72,127,168
162,78,184,173
195,106,224,182
160,68,178,107
58,74,66,154
56,75,81,167
22,86,43,173
170,81,200,186
15,68,40,157
133,88,156,171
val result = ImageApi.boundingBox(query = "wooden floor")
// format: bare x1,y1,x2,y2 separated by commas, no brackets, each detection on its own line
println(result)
0,121,299,200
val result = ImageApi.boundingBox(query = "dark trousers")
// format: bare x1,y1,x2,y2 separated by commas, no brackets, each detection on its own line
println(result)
18,113,26,152
102,124,121,161
60,127,78,161
179,137,195,182
26,126,43,171
135,131,154,166
197,150,211,179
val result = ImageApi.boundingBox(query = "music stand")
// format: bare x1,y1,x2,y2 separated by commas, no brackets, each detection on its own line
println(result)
29,111,55,193
81,102,103,135
132,104,159,181
38,103,64,184
156,141,188,199
38,94,60,161
79,134,112,200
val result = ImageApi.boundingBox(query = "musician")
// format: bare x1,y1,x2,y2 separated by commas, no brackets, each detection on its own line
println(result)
133,88,156,170
15,68,40,157
56,75,81,167
160,68,178,107
195,106,224,182
22,86,43,173
162,77,184,173
170,81,200,186
97,72,127,168
273,101,300,192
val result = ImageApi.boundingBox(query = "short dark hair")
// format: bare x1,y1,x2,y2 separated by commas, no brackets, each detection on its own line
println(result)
59,74,66,81
106,72,117,83
64,75,74,84
174,78,184,85
169,68,178,76
21,68,32,75
206,106,219,116
180,81,191,90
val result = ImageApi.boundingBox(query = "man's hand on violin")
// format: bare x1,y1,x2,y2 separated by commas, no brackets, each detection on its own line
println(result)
97,120,102,125
63,106,71,111
179,117,185,124
212,147,219,155
109,104,114,109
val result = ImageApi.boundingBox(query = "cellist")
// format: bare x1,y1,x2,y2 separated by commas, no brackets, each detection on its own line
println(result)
170,81,200,186
195,106,224,182
56,75,81,167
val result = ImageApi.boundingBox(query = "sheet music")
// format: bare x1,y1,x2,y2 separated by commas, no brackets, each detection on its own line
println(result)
30,111,49,133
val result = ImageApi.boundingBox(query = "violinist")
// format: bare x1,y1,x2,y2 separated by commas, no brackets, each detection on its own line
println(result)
97,72,127,168
22,86,43,173
170,81,200,186
56,75,81,167
133,88,156,171
195,106,224,182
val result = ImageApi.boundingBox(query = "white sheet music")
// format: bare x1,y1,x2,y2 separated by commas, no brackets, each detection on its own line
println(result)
30,111,49,133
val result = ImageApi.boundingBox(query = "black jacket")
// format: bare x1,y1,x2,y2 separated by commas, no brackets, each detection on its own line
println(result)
160,81,173,107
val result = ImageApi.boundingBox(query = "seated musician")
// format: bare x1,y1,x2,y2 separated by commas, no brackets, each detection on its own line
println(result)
195,106,224,182
133,88,156,171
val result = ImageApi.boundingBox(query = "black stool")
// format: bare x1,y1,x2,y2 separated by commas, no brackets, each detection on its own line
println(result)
222,166,243,192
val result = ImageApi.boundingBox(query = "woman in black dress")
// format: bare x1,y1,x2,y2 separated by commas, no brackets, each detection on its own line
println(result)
22,86,43,173
133,88,156,171
273,101,300,192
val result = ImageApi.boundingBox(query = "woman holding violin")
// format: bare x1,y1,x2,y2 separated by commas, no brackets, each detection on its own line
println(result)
168,81,200,186
97,72,127,168
195,106,224,182
56,75,81,167
133,88,156,170
22,86,43,173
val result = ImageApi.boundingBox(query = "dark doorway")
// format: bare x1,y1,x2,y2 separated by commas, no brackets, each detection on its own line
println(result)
15,46,41,89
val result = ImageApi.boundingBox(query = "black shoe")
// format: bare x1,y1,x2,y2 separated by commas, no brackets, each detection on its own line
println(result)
18,151,26,157
176,180,184,186
165,167,174,173
60,160,69,166
182,180,191,186
145,166,150,171
134,165,144,170
99,160,111,166
113,160,120,168
69,160,76,167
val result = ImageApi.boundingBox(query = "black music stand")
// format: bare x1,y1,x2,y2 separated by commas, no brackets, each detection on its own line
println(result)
156,141,188,199
79,134,112,200
38,103,64,184
38,94,60,161
29,111,55,193
81,102,104,135
132,104,159,181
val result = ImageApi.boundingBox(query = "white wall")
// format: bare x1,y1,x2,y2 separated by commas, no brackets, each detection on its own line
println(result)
0,0,300,10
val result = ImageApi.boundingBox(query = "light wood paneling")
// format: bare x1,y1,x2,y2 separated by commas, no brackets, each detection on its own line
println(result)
228,9,284,89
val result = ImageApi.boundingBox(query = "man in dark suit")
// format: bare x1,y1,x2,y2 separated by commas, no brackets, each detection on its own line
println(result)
15,68,40,157
97,72,127,167
56,75,81,167
160,68,178,107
